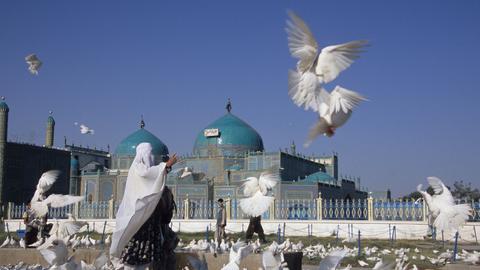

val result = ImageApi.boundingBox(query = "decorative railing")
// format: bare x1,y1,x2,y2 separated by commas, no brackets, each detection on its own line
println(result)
6,197,480,223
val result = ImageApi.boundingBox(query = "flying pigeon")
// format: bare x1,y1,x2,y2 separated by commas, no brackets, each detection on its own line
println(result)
239,169,279,217
30,170,84,217
417,176,472,232
25,54,42,75
304,85,367,146
80,124,94,135
286,11,368,111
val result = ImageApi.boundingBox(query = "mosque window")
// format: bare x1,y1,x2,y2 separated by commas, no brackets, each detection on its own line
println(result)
100,181,113,201
86,181,96,202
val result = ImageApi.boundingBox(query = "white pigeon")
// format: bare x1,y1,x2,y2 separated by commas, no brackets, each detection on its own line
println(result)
30,170,84,217
318,249,348,270
25,54,42,75
417,176,472,231
49,213,88,239
239,170,279,217
105,234,111,246
286,11,368,111
303,85,367,146
187,254,208,270
9,237,18,247
358,260,369,267
80,252,109,270
222,243,254,270
262,250,288,270
28,237,45,248
80,124,95,135
19,238,25,249
0,236,10,248
38,239,69,266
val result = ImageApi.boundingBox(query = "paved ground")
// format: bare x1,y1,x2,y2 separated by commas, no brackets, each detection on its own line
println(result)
1,248,479,269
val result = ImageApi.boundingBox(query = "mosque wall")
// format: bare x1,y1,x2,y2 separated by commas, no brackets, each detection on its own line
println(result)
4,142,70,203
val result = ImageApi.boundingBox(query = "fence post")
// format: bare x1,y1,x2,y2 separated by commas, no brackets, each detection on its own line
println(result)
367,196,373,221
269,198,275,220
7,202,13,220
226,197,231,220
316,192,322,220
74,201,80,218
422,200,427,222
108,198,115,219
184,196,190,220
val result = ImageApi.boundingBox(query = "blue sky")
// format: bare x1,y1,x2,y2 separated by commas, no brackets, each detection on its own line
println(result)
1,1,479,196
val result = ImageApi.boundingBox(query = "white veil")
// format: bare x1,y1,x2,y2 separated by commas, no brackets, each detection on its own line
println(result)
110,142,168,258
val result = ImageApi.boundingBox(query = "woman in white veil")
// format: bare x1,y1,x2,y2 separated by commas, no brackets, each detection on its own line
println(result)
110,142,177,269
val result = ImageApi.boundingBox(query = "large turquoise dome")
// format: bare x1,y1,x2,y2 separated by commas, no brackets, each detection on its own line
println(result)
193,112,264,157
115,127,169,157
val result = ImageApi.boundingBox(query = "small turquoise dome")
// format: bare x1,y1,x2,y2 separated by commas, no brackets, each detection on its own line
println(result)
0,101,9,112
193,113,264,157
302,171,336,184
115,128,169,157
47,116,55,124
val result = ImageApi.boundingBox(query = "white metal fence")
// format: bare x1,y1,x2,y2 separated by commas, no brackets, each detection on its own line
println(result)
6,197,480,223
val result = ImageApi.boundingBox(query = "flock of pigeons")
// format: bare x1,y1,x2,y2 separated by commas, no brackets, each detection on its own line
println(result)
9,10,476,270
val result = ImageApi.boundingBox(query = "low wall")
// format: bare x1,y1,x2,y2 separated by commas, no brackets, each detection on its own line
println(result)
3,219,479,242
0,248,265,270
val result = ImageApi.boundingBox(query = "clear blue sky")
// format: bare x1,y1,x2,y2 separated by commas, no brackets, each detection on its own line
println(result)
1,1,479,196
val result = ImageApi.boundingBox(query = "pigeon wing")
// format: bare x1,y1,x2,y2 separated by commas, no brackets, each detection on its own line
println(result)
288,69,322,111
239,192,274,217
258,170,280,195
318,249,348,270
39,248,57,265
94,252,109,270
241,177,259,197
427,176,454,204
330,86,367,114
44,194,84,208
286,11,318,73
32,170,60,202
316,40,368,84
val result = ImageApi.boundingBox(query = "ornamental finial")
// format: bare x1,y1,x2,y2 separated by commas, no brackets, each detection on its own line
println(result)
140,115,145,129
226,98,232,113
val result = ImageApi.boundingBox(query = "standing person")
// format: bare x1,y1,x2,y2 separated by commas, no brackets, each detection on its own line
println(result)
215,198,227,248
110,142,178,270
245,215,267,244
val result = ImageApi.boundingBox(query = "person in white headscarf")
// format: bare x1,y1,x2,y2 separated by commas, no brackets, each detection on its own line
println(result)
110,142,177,270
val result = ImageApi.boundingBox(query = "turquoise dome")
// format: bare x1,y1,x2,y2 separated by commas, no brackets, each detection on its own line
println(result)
115,128,169,156
193,113,264,157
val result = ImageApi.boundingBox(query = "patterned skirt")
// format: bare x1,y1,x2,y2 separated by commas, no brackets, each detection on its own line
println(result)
121,205,164,265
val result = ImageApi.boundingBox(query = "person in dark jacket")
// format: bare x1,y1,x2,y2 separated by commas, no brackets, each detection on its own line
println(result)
245,215,267,244
215,198,227,248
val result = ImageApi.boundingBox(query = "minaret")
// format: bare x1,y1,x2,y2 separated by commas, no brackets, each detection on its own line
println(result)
0,97,9,204
290,141,296,155
45,111,55,147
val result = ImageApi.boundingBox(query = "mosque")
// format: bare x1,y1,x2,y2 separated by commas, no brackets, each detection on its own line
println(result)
76,101,368,206
0,98,368,209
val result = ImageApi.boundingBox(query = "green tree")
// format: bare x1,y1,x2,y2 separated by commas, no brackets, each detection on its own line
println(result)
451,181,480,201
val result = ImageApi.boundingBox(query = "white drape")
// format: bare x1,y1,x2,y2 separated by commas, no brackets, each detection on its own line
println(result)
110,143,167,258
